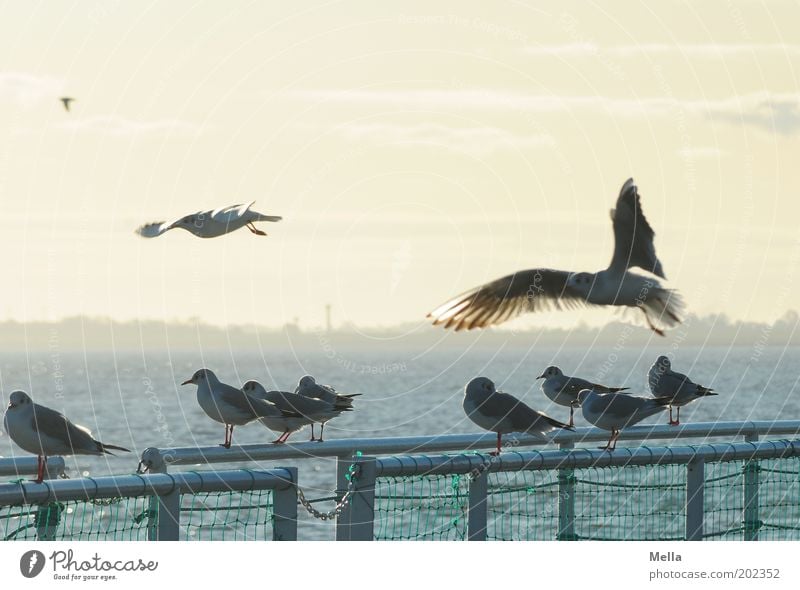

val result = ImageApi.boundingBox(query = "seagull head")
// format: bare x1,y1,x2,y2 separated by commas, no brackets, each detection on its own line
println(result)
173,214,203,232
655,355,671,370
297,375,316,389
537,366,562,380
566,272,595,296
466,376,495,398
181,368,216,386
6,390,32,410
242,380,267,396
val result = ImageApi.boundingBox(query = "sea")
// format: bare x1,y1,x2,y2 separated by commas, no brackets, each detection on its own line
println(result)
1,344,798,540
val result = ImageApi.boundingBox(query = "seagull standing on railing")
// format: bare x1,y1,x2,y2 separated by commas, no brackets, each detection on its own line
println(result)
427,178,683,336
135,201,282,238
242,380,351,443
463,377,574,456
648,356,717,426
295,375,360,441
181,369,295,448
537,366,629,427
572,389,670,451
3,391,130,483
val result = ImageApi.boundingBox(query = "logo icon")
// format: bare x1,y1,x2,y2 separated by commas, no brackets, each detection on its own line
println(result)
20,550,46,578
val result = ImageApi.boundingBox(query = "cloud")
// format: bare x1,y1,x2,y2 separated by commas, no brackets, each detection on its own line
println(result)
335,121,555,155
523,43,800,59
290,89,800,135
59,115,202,137
0,72,62,105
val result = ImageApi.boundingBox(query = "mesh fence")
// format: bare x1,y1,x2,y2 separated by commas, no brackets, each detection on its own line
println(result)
373,454,800,541
374,474,469,540
0,488,275,541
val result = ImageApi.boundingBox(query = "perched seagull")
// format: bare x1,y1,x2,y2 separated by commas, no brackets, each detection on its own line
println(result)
295,375,360,441
648,356,717,425
60,97,74,112
428,178,683,336
243,380,350,443
181,369,294,448
537,365,629,427
136,201,282,239
573,389,670,450
3,391,130,483
463,377,574,456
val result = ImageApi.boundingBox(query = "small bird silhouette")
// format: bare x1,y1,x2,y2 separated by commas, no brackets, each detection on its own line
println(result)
60,97,75,112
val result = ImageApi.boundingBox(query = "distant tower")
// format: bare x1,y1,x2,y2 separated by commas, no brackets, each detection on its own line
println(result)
325,304,332,332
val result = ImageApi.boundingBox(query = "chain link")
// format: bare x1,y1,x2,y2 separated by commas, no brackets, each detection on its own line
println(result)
296,464,360,521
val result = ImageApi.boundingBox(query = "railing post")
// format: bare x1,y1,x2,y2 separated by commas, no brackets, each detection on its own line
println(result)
743,433,761,541
467,470,488,541
272,467,298,541
685,457,705,541
335,455,376,541
152,489,181,541
143,449,168,541
557,441,577,541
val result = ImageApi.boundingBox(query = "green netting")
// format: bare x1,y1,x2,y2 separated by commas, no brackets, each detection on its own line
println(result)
181,490,273,541
374,474,469,540
1,486,275,541
489,464,686,541
372,454,800,542
1,497,152,541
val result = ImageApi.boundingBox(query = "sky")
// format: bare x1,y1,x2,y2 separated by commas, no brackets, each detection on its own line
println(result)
0,1,798,330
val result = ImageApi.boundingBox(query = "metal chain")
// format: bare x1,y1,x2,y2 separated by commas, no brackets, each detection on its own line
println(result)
296,464,360,521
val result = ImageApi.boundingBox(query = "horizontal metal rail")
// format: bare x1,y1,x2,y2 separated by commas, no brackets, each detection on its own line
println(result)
140,420,800,471
0,457,65,478
0,468,295,506
373,439,800,477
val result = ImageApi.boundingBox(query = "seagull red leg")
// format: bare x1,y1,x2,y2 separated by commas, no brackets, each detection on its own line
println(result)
247,222,267,236
317,423,325,443
35,455,45,483
490,432,502,456
309,424,317,442
668,406,679,426
569,406,575,428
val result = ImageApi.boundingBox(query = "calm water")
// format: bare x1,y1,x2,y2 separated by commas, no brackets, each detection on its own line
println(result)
1,345,798,539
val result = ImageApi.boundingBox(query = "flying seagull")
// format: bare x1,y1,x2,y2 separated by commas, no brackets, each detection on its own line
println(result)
428,178,683,336
60,97,74,112
573,389,670,450
537,365,629,427
463,376,573,455
4,391,130,482
648,356,717,425
136,201,282,239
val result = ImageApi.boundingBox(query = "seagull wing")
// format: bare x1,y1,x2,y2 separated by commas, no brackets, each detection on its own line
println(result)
428,268,584,331
134,212,188,238
609,178,665,278
211,201,255,223
31,403,98,453
492,392,572,432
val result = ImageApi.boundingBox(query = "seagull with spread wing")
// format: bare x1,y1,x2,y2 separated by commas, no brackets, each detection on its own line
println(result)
136,201,282,238
428,178,683,336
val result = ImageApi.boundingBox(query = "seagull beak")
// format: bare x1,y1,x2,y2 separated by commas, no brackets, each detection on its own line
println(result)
7,402,15,409
181,379,193,386
536,374,545,380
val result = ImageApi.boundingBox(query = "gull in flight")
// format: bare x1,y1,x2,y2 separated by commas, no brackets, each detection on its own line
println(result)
181,369,296,448
294,375,360,441
136,201,282,239
572,389,670,450
4,391,130,482
463,377,573,455
428,178,683,336
60,97,75,112
648,356,717,425
537,365,629,427
243,380,352,443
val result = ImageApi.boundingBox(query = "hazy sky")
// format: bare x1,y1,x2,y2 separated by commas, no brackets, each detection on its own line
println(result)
1,1,798,330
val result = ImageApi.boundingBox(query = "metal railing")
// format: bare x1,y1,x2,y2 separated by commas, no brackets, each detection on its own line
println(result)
0,468,297,541
0,457,65,479
338,440,800,541
136,420,800,541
